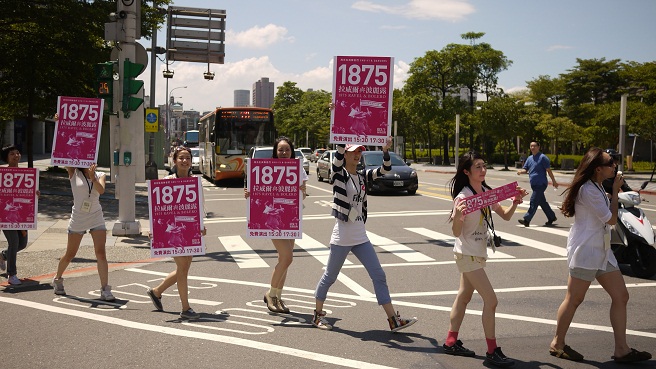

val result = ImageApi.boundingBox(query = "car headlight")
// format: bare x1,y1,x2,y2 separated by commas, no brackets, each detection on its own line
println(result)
410,170,417,178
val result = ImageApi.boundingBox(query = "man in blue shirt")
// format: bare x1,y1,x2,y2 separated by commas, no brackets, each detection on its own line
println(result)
517,141,559,227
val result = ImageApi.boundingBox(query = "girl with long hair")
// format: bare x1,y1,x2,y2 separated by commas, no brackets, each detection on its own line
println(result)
245,136,308,313
443,151,527,368
549,147,651,363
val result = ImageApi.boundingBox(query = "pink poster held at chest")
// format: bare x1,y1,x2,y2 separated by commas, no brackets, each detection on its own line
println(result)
51,96,104,167
331,56,393,146
247,158,302,239
461,181,520,215
0,167,39,230
148,176,205,257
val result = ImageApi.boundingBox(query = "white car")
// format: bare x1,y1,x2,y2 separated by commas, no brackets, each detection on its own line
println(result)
190,147,200,173
298,147,313,161
294,149,310,175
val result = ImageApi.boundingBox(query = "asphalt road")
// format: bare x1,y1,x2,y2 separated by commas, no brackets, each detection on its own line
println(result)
1,165,655,369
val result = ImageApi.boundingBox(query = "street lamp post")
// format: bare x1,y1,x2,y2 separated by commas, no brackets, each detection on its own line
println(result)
167,85,187,146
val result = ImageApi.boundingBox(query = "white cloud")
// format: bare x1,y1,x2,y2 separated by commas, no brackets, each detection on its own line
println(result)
352,0,475,21
547,44,574,52
227,24,294,49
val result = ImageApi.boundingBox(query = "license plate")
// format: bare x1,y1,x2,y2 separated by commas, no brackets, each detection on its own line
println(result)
393,180,403,186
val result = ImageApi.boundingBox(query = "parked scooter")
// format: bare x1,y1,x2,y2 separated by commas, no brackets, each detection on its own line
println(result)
611,180,656,279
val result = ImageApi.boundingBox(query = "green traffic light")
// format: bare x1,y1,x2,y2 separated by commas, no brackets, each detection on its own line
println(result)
122,59,145,116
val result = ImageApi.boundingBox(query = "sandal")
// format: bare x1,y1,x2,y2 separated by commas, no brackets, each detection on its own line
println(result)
612,348,652,363
549,345,584,361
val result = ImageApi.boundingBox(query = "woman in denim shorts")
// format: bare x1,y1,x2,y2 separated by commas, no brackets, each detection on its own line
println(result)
52,164,114,301
550,148,651,363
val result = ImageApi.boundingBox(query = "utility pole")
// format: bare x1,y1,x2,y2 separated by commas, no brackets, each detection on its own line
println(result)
111,0,145,236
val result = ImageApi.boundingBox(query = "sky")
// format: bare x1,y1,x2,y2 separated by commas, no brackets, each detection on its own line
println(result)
137,0,656,114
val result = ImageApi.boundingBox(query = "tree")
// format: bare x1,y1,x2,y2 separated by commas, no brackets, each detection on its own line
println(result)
0,0,170,166
526,75,566,117
479,94,523,169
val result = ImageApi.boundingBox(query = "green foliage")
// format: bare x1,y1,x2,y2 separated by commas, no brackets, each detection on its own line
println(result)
271,82,331,148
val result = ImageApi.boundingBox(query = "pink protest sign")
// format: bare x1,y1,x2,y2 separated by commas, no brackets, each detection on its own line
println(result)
51,96,104,167
462,182,519,215
0,167,39,230
331,56,393,146
247,158,302,239
148,176,205,257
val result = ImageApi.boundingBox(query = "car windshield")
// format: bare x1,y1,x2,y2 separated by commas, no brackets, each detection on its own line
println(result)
362,152,406,166
253,149,273,158
294,150,304,159
191,149,199,157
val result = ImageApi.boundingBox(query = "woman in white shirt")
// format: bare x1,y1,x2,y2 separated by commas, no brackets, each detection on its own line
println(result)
444,151,526,368
550,148,651,363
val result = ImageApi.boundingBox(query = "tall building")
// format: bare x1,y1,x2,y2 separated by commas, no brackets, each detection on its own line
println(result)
252,77,275,108
234,89,250,107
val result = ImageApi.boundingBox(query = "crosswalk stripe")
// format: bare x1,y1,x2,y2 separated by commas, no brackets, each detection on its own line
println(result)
519,225,571,238
495,231,567,256
405,228,515,259
295,234,353,265
366,231,435,262
218,236,270,268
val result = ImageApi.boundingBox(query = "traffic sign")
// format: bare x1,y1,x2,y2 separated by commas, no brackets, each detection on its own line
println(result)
145,108,159,132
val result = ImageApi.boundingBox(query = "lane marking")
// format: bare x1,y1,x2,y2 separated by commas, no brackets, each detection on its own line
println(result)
405,227,515,259
0,297,396,369
366,231,435,262
123,267,656,339
204,210,451,224
340,257,566,269
496,231,567,256
218,236,269,269
295,234,353,265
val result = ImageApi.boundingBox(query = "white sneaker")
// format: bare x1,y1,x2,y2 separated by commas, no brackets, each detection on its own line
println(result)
8,275,21,285
100,285,116,301
53,277,66,295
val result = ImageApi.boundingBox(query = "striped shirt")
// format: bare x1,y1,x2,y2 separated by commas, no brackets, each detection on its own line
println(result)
330,144,391,224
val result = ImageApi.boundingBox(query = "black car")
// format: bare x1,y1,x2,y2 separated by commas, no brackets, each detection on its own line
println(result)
358,151,418,195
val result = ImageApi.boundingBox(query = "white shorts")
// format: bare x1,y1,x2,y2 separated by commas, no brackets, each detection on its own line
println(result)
454,253,486,273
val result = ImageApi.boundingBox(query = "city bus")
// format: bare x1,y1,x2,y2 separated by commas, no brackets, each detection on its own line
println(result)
183,130,199,147
198,107,276,183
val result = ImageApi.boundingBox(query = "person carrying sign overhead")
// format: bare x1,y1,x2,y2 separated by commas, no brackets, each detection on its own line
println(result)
444,151,527,368
311,136,418,333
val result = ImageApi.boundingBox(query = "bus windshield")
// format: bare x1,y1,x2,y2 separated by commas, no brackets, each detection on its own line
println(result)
216,109,275,155
184,130,199,147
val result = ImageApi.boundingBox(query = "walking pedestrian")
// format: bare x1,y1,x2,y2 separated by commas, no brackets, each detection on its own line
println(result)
311,138,417,332
52,164,114,301
244,136,308,313
517,141,559,227
146,146,207,320
0,145,39,285
443,151,527,367
549,148,651,363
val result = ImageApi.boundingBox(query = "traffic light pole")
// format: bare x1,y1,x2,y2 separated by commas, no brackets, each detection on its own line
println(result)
112,0,143,236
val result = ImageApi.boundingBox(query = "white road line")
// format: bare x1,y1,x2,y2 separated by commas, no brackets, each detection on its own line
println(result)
218,236,269,269
340,257,566,269
204,210,451,224
367,231,435,262
122,268,656,339
0,297,396,369
295,234,353,265
519,225,571,237
405,227,515,259
496,231,568,256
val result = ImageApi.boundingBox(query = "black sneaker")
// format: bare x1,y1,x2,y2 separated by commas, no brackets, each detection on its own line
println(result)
517,219,529,227
486,347,515,367
443,340,475,357
545,217,557,226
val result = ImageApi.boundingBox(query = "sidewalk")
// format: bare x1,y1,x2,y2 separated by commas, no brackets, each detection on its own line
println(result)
1,156,170,286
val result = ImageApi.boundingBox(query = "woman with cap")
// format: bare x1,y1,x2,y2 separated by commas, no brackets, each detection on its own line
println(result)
311,137,417,332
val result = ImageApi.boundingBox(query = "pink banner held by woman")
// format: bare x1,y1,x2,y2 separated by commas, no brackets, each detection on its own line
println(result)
331,56,393,147
0,167,39,230
52,96,104,167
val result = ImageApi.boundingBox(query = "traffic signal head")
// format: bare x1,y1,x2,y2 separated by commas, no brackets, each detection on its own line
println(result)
94,62,115,112
122,59,145,117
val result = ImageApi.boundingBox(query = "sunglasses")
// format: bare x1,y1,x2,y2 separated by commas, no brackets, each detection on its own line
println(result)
601,158,615,167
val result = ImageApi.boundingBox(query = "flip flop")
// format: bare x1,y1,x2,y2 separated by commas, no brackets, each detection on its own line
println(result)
549,345,584,361
612,348,652,363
